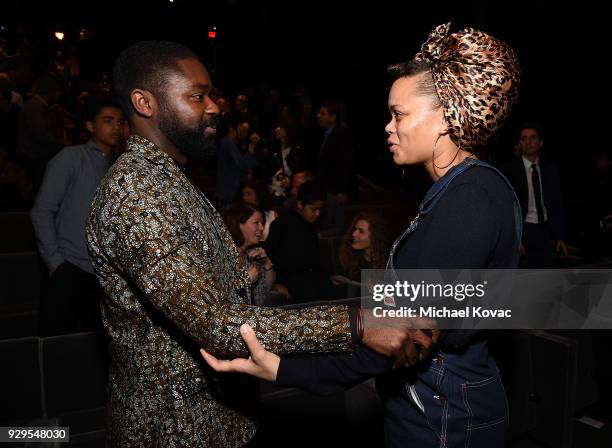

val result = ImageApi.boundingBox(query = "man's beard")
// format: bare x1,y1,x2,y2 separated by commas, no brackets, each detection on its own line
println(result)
158,99,215,161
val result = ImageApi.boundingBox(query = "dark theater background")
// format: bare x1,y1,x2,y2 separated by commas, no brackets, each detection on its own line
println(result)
2,1,610,447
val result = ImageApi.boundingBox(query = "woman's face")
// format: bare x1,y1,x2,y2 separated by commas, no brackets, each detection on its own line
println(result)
242,186,258,206
351,219,372,251
274,126,287,141
240,211,264,247
385,75,445,166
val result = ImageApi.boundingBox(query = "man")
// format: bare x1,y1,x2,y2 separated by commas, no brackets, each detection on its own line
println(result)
266,180,327,303
504,123,567,267
31,97,123,335
283,170,345,237
216,121,259,207
316,100,356,204
86,41,434,447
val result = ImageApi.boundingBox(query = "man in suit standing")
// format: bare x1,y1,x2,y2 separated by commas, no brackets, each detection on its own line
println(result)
504,123,567,267
316,100,355,204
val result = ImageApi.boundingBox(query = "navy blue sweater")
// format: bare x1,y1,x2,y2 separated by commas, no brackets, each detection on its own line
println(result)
277,164,519,394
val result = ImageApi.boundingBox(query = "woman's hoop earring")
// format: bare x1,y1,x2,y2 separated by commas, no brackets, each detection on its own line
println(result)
432,135,459,170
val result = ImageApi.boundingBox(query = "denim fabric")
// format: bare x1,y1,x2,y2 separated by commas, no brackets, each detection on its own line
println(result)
381,158,520,447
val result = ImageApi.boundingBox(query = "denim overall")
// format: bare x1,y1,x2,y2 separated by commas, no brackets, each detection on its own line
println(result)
382,158,522,448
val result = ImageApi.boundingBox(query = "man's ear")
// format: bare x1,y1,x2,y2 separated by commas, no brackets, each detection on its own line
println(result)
85,120,94,134
130,89,157,118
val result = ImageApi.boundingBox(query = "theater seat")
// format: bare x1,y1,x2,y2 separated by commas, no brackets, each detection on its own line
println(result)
0,336,42,424
41,332,109,444
0,212,37,253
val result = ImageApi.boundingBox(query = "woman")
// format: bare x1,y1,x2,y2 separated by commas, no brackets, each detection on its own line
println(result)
203,23,521,447
331,212,391,297
239,179,278,240
222,202,276,306
267,122,306,200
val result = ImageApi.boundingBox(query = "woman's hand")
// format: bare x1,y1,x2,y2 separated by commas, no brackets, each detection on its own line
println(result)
247,246,268,261
247,263,259,284
247,247,273,270
200,324,280,382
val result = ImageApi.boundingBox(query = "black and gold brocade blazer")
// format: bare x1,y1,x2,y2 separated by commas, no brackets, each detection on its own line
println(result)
86,135,354,447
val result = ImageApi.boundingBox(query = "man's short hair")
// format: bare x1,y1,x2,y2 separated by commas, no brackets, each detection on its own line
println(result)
320,100,343,121
112,41,197,117
84,96,122,122
297,180,326,205
518,122,543,139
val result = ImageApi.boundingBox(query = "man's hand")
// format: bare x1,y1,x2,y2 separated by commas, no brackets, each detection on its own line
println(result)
201,324,280,382
362,327,439,367
361,310,439,367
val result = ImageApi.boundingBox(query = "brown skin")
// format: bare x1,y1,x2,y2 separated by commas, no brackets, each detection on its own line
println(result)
200,76,443,377
296,199,325,224
128,57,220,165
130,57,435,368
85,106,124,160
317,106,336,130
201,322,439,382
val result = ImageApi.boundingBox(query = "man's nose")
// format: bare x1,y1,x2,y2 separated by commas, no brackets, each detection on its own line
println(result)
206,96,220,116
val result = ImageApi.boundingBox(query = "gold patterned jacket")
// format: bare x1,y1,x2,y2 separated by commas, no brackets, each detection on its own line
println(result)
86,135,354,447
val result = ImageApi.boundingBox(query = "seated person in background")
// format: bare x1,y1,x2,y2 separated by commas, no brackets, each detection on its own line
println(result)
267,121,307,200
30,97,123,335
332,212,391,297
222,202,278,306
239,179,278,240
283,169,345,237
266,180,327,303
216,121,260,207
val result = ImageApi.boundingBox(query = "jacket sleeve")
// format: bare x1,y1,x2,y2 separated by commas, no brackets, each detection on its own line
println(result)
90,173,357,359
30,148,74,271
276,345,393,395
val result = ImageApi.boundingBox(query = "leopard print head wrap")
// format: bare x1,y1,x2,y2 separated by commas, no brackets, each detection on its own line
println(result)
413,23,520,151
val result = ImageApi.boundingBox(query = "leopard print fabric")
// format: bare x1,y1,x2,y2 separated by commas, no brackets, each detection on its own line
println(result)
86,135,354,447
414,22,520,151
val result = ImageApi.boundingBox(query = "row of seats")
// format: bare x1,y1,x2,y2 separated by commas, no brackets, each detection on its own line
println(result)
0,332,108,446
0,325,593,447
0,251,43,339
0,212,37,253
